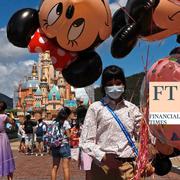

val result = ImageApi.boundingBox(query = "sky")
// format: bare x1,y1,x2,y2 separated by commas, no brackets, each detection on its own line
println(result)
0,0,179,97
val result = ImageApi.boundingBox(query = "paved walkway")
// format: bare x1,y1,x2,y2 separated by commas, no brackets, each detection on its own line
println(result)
1,141,180,180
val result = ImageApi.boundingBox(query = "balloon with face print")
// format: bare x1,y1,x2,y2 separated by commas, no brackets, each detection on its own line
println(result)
7,0,112,87
111,0,180,58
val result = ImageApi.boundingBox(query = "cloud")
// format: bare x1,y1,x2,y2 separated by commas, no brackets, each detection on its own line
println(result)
110,0,128,14
0,28,29,60
0,60,35,98
0,28,36,97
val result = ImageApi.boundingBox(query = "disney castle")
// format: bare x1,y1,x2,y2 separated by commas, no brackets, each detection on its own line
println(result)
14,51,77,119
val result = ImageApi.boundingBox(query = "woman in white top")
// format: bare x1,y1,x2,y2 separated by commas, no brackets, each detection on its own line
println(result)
51,107,72,180
80,65,142,180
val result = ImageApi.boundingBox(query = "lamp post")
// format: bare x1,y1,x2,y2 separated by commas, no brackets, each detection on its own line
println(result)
22,100,26,118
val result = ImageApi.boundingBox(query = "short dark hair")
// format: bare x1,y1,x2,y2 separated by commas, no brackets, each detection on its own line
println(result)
26,114,31,120
33,110,42,115
76,105,87,125
101,65,126,96
0,101,7,111
56,106,71,121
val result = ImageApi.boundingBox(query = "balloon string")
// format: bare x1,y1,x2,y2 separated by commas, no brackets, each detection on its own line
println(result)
158,40,165,47
117,1,136,23
130,77,141,103
146,44,150,71
134,42,153,179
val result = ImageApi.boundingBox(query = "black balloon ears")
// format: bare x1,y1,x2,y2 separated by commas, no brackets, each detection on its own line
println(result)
152,155,172,176
7,8,39,48
112,7,126,37
111,22,139,58
62,51,102,87
169,47,180,55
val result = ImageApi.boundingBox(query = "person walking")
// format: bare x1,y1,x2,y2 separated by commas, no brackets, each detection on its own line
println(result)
34,111,47,156
18,121,26,153
0,101,15,180
80,65,142,180
50,107,72,180
24,114,37,155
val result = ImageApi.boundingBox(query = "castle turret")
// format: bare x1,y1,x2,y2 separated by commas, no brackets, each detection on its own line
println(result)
41,51,51,85
34,87,43,111
40,73,49,105
32,63,38,78
58,73,66,99
47,85,61,111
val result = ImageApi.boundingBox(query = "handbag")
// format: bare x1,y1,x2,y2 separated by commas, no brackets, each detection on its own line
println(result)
79,148,93,170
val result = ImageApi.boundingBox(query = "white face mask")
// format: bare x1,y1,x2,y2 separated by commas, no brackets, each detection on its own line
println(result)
105,85,124,100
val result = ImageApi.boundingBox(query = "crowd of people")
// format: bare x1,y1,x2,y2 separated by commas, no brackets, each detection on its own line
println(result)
17,105,87,157
0,100,87,180
0,65,160,180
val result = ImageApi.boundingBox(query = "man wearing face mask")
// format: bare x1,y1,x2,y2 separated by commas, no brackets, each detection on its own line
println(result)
79,65,142,180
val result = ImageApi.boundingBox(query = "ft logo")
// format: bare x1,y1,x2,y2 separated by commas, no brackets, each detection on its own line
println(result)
149,82,180,125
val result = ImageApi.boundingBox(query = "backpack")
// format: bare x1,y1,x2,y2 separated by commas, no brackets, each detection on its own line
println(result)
24,121,33,134
36,122,47,137
43,121,64,147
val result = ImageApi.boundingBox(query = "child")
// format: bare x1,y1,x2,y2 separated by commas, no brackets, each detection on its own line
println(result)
0,101,15,180
51,107,71,180
18,121,26,153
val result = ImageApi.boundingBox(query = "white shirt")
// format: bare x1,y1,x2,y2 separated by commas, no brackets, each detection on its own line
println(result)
79,96,142,162
61,120,71,144
63,120,71,130
18,125,26,138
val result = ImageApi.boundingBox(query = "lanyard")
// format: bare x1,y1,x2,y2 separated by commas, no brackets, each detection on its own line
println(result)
101,100,138,156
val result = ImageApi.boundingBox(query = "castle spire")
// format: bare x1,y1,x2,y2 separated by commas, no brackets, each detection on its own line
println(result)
32,63,38,77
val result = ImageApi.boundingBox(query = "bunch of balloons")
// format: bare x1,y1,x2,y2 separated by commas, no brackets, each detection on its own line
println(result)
111,0,180,58
7,0,112,87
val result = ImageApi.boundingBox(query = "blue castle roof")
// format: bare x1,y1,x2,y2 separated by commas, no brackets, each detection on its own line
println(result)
48,85,60,100
21,79,39,90
35,87,42,96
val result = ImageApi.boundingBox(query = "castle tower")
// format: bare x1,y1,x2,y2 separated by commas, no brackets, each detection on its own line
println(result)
34,87,43,111
47,85,61,112
32,63,38,78
41,51,51,85
57,73,66,99
65,83,71,100
40,74,49,105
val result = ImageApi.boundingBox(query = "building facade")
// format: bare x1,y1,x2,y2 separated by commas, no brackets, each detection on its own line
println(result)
15,51,76,119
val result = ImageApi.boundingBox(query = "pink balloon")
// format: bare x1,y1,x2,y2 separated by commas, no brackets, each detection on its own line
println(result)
141,54,180,150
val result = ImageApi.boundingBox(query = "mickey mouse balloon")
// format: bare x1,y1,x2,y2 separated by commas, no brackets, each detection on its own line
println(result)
7,0,112,87
111,0,180,58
